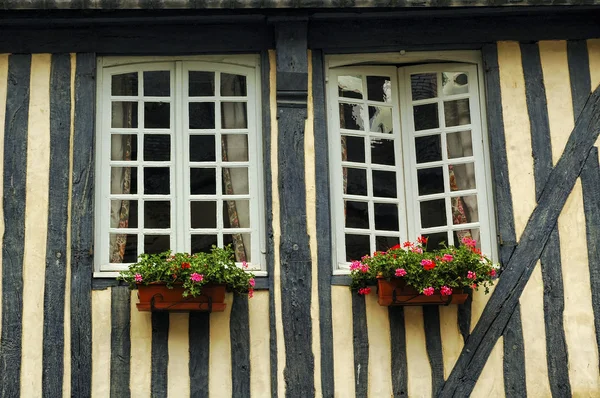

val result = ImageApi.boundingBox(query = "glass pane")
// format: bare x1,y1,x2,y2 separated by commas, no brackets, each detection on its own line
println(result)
143,71,170,97
144,102,170,128
144,134,170,161
345,201,368,229
367,76,392,103
373,170,396,198
190,168,216,195
111,167,137,195
221,73,247,96
417,167,444,195
110,200,138,228
144,201,170,229
191,201,217,228
420,199,447,228
111,102,138,128
190,135,216,162
444,99,471,127
222,168,248,195
144,235,170,254
338,75,363,100
411,73,437,100
189,72,215,97
449,163,476,191
455,229,481,248
374,203,398,231
413,103,438,131
447,130,473,159
415,135,442,163
451,195,479,224
223,233,251,262
344,168,367,196
423,232,448,250
112,73,138,96
221,103,247,129
371,138,395,166
343,136,365,163
111,134,137,161
369,106,393,134
222,135,248,162
339,103,364,130
376,236,400,252
189,103,215,129
223,200,250,228
191,235,218,254
144,168,170,195
109,234,137,263
442,72,468,96
345,234,370,262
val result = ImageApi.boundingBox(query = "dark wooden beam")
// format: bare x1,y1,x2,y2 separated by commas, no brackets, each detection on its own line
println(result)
110,286,131,398
189,313,210,398
438,83,600,397
230,295,251,397
352,294,368,398
151,313,169,398
423,307,444,396
389,308,408,398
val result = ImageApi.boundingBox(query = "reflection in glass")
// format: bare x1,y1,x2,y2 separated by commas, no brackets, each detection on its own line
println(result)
444,99,471,127
144,235,170,254
366,76,392,102
190,168,216,195
442,72,468,96
423,232,448,250
191,201,217,228
411,73,437,100
343,136,365,163
112,73,138,96
420,199,447,228
373,170,397,198
191,235,218,254
413,103,438,131
369,106,393,134
338,75,363,99
371,138,394,165
144,102,170,128
415,135,441,163
221,73,247,96
345,234,370,262
189,72,215,96
344,168,367,196
339,103,364,130
144,135,170,161
374,203,399,231
417,167,444,195
447,130,473,159
376,236,400,252
449,163,476,191
144,168,170,195
143,71,170,96
144,201,170,229
190,135,216,162
189,103,215,129
345,201,369,229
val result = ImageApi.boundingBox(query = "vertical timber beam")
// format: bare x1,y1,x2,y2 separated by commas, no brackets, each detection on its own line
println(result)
272,19,315,398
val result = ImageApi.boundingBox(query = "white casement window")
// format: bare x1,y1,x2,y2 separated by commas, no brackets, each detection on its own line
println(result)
328,59,495,272
95,57,265,276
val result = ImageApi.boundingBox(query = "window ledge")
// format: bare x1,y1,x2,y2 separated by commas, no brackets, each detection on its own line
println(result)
91,275,271,290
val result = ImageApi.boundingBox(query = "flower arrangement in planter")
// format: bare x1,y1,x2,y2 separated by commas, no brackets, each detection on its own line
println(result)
349,236,499,306
118,245,255,312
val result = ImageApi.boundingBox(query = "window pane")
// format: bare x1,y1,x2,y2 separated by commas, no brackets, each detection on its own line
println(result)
144,201,170,229
376,236,400,252
110,200,138,228
444,99,471,127
366,76,392,103
221,73,247,96
221,103,247,129
371,138,395,166
338,75,363,100
189,72,215,97
111,102,138,128
452,195,479,224
190,135,216,162
111,167,137,195
447,130,473,159
222,135,248,162
344,168,367,196
417,167,444,195
442,72,468,96
415,135,441,164
345,234,370,262
189,103,215,129
411,73,437,100
222,168,248,195
413,103,438,131
112,73,138,96
144,134,170,161
109,234,137,263
345,201,368,229
373,170,396,198
224,234,251,262
191,234,218,254
455,229,481,248
190,168,216,195
374,203,398,231
144,102,170,128
369,106,393,134
339,103,364,130
143,71,170,97
144,167,170,195
111,134,137,161
191,201,217,228
423,232,448,250
420,199,447,228
224,200,250,228
144,235,170,254
343,136,365,163
449,163,476,191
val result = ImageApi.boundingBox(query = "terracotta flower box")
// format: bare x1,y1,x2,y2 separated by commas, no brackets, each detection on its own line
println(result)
377,277,468,306
136,283,227,312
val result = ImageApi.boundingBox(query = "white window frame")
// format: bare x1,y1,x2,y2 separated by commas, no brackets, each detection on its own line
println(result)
326,51,498,274
94,55,266,277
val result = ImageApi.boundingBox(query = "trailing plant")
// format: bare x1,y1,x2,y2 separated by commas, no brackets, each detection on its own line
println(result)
118,245,256,298
349,236,499,297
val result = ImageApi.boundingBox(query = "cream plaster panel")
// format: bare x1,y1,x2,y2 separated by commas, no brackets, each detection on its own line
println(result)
472,338,504,397
21,53,51,398
130,290,152,398
249,291,271,397
209,292,233,398
365,293,392,397
168,313,190,398
404,306,432,398
331,286,355,398
91,289,112,398
439,305,462,380
588,39,600,159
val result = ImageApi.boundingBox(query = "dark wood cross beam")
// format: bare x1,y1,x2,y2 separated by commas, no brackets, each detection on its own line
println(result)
438,83,600,397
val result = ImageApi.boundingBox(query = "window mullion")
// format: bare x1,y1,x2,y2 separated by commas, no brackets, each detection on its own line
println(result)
175,61,186,252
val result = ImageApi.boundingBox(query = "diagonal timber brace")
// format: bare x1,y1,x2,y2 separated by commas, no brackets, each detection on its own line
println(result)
438,83,600,397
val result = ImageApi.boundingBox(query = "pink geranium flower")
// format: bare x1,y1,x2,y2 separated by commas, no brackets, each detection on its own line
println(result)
421,259,435,271
395,268,407,277
248,288,254,298
440,286,452,296
411,247,423,254
489,269,497,277
422,287,435,296
358,287,371,295
467,271,476,280
249,278,256,287
462,237,477,248
442,254,453,262
135,273,143,283
242,261,248,269
190,273,204,282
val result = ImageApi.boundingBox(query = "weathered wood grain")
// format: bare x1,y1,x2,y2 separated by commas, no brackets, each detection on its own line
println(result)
423,306,444,396
481,43,526,398
352,294,368,398
439,83,600,397
388,307,408,398
110,286,131,398
230,294,251,398
520,42,571,397
151,312,169,398
0,53,30,398
41,53,71,398
456,295,471,344
70,52,95,398
568,40,592,119
189,312,210,398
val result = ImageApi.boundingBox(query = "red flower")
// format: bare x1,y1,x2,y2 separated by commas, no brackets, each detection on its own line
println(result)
390,244,401,250
402,241,413,248
358,287,371,295
181,262,191,269
421,259,436,271
417,236,428,245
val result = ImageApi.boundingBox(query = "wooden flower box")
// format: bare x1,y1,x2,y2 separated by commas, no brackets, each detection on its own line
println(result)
136,283,227,312
377,277,468,306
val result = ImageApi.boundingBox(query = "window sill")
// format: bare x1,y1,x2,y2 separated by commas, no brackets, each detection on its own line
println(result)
91,275,271,291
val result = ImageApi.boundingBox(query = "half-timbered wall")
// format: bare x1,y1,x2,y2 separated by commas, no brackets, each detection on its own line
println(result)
1,37,600,397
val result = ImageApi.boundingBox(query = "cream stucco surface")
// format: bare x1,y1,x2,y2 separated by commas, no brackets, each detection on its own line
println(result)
439,305,462,380
588,39,600,160
209,292,234,398
130,290,152,398
249,291,272,397
404,306,432,398
331,286,355,398
365,293,392,397
91,289,112,397
169,313,191,398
